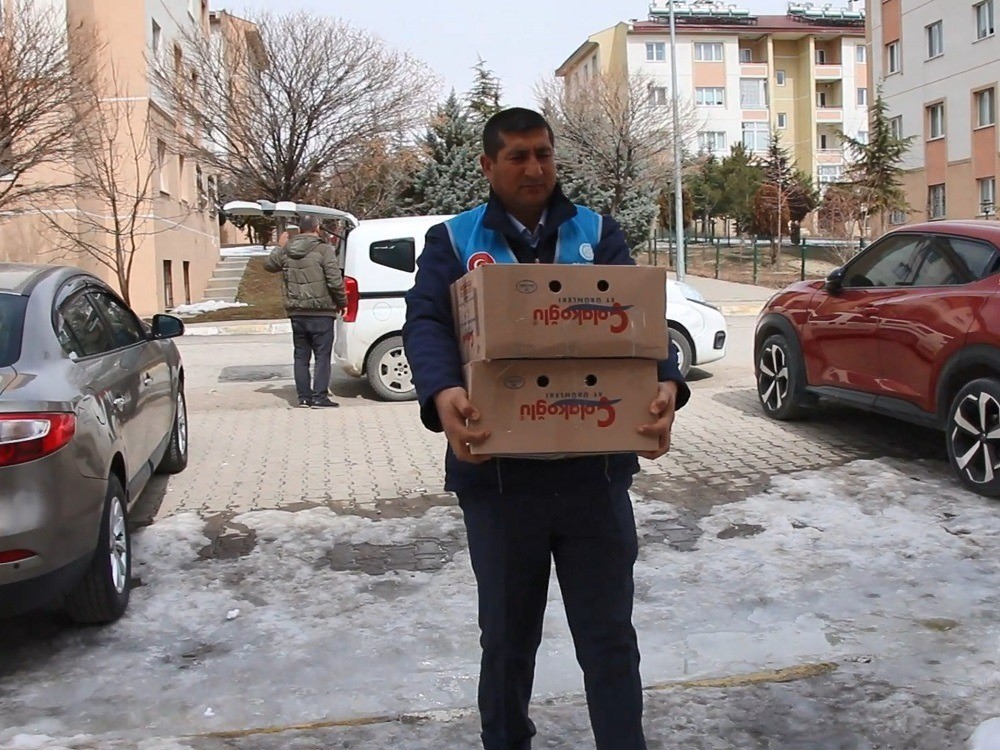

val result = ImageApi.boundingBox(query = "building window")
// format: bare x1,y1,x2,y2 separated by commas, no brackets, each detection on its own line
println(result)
157,140,168,194
776,69,786,86
818,165,843,185
739,78,768,108
977,0,995,40
739,47,753,63
694,42,724,61
163,260,174,309
646,42,666,61
926,21,944,58
928,184,946,218
178,155,187,202
817,90,828,108
151,19,162,56
886,41,901,73
890,209,908,225
890,116,903,139
857,87,868,106
856,44,867,63
819,133,830,150
742,121,769,152
977,87,996,127
815,48,827,64
648,87,669,106
979,177,996,214
182,261,192,305
858,130,869,144
695,87,725,107
927,102,946,139
697,131,727,153
777,112,788,129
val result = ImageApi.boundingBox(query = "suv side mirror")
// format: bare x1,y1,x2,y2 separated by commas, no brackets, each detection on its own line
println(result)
824,267,845,294
151,314,185,339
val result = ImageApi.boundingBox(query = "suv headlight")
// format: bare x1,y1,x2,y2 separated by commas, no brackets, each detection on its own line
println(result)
674,282,706,304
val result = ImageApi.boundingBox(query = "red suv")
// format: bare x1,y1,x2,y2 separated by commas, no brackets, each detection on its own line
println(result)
754,220,1000,497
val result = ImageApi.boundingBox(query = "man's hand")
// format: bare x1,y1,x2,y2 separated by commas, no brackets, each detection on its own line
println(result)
637,381,679,460
434,386,492,464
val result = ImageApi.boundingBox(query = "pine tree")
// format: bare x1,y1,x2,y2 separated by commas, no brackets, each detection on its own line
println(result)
716,143,763,235
407,91,487,215
839,88,916,234
467,57,503,124
756,133,817,264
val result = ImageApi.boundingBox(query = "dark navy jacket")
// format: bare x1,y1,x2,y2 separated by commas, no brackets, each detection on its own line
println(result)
402,188,691,493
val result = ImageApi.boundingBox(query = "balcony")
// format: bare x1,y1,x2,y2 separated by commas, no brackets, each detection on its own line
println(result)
814,64,844,80
816,108,844,123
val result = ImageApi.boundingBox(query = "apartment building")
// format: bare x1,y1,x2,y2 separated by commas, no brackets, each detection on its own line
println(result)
869,0,1000,225
0,0,222,316
556,1,869,199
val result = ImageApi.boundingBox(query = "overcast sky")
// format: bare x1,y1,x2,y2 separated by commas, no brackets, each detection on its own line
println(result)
223,0,788,107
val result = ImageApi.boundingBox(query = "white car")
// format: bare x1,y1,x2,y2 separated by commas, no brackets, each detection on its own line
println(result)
666,278,728,376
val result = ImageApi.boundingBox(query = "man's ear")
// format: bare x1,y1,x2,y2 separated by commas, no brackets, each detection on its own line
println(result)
480,153,492,180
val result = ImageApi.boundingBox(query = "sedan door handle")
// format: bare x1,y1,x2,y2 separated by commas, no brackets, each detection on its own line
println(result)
142,373,153,386
112,395,126,410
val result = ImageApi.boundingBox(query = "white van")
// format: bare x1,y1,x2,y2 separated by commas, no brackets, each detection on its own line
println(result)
221,201,726,402
333,214,454,401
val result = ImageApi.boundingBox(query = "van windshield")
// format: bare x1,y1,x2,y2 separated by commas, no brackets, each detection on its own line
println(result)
0,293,28,367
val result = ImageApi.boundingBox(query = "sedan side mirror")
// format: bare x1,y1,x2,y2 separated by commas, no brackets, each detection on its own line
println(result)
824,267,845,294
151,313,185,339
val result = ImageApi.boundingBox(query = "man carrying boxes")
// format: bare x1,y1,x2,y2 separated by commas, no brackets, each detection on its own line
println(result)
403,108,690,750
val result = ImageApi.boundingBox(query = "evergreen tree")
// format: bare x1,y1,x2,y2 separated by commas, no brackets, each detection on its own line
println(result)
716,143,763,235
467,57,503,123
407,91,487,215
839,88,916,234
756,133,817,264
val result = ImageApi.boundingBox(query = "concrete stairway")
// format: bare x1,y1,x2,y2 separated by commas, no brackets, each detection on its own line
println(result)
202,256,250,302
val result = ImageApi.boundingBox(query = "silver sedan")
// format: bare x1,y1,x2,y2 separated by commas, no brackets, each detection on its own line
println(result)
0,264,187,624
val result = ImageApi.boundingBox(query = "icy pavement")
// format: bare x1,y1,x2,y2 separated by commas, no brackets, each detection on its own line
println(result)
1,458,999,749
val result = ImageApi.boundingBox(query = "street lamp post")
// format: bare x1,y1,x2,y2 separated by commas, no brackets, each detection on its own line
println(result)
669,0,686,282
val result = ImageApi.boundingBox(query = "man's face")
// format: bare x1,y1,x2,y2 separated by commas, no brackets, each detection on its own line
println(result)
480,128,557,217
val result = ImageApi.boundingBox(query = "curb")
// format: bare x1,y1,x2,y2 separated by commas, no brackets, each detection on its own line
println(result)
716,302,765,317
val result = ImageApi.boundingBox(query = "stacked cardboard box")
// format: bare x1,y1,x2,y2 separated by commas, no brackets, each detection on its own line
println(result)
450,264,668,456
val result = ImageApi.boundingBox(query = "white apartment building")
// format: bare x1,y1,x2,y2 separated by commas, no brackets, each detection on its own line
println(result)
557,2,869,195
869,0,1000,224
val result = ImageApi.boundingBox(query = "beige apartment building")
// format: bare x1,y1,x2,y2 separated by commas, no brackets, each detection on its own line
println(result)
557,1,869,207
869,0,1000,225
0,0,224,316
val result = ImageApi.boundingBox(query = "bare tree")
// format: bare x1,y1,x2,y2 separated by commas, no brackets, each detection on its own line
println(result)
819,183,867,264
537,71,700,248
0,0,101,215
317,136,422,219
40,66,189,305
151,10,437,203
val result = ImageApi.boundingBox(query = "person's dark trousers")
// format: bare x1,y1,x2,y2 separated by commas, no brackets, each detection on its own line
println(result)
289,315,335,402
457,479,646,750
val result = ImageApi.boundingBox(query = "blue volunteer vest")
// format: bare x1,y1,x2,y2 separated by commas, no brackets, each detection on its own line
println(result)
445,203,603,272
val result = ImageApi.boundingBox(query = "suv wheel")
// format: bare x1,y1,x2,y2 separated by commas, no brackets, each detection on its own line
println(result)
366,336,416,402
756,333,805,420
669,329,693,377
946,378,1000,497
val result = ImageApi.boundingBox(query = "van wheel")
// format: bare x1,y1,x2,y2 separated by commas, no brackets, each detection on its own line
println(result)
946,378,1000,497
366,336,416,402
669,329,693,377
65,475,131,624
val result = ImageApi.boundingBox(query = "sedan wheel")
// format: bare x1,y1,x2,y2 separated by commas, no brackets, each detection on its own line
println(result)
756,334,804,420
946,378,1000,497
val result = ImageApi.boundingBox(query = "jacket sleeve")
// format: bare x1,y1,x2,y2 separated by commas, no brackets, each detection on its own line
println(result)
263,247,284,273
402,224,466,433
322,245,348,309
594,215,691,411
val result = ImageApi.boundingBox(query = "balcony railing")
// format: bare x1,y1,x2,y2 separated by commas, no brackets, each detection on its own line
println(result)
815,64,844,79
816,107,844,123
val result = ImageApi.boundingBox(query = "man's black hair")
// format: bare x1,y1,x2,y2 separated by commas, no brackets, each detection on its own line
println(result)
482,108,555,158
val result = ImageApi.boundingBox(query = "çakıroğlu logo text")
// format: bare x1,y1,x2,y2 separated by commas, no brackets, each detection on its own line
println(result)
519,397,620,428
532,302,632,334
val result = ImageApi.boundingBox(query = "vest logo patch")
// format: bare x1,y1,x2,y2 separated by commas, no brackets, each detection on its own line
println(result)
467,251,496,271
579,243,594,261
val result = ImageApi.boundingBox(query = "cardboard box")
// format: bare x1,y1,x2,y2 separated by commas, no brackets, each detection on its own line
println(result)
464,358,660,456
451,264,668,362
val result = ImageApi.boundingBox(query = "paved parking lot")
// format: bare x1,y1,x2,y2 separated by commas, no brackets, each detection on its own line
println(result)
142,318,948,549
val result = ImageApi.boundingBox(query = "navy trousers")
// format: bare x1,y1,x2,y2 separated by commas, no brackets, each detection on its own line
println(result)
457,479,646,750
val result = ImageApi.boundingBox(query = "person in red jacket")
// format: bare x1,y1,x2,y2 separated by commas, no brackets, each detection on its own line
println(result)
403,108,689,750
